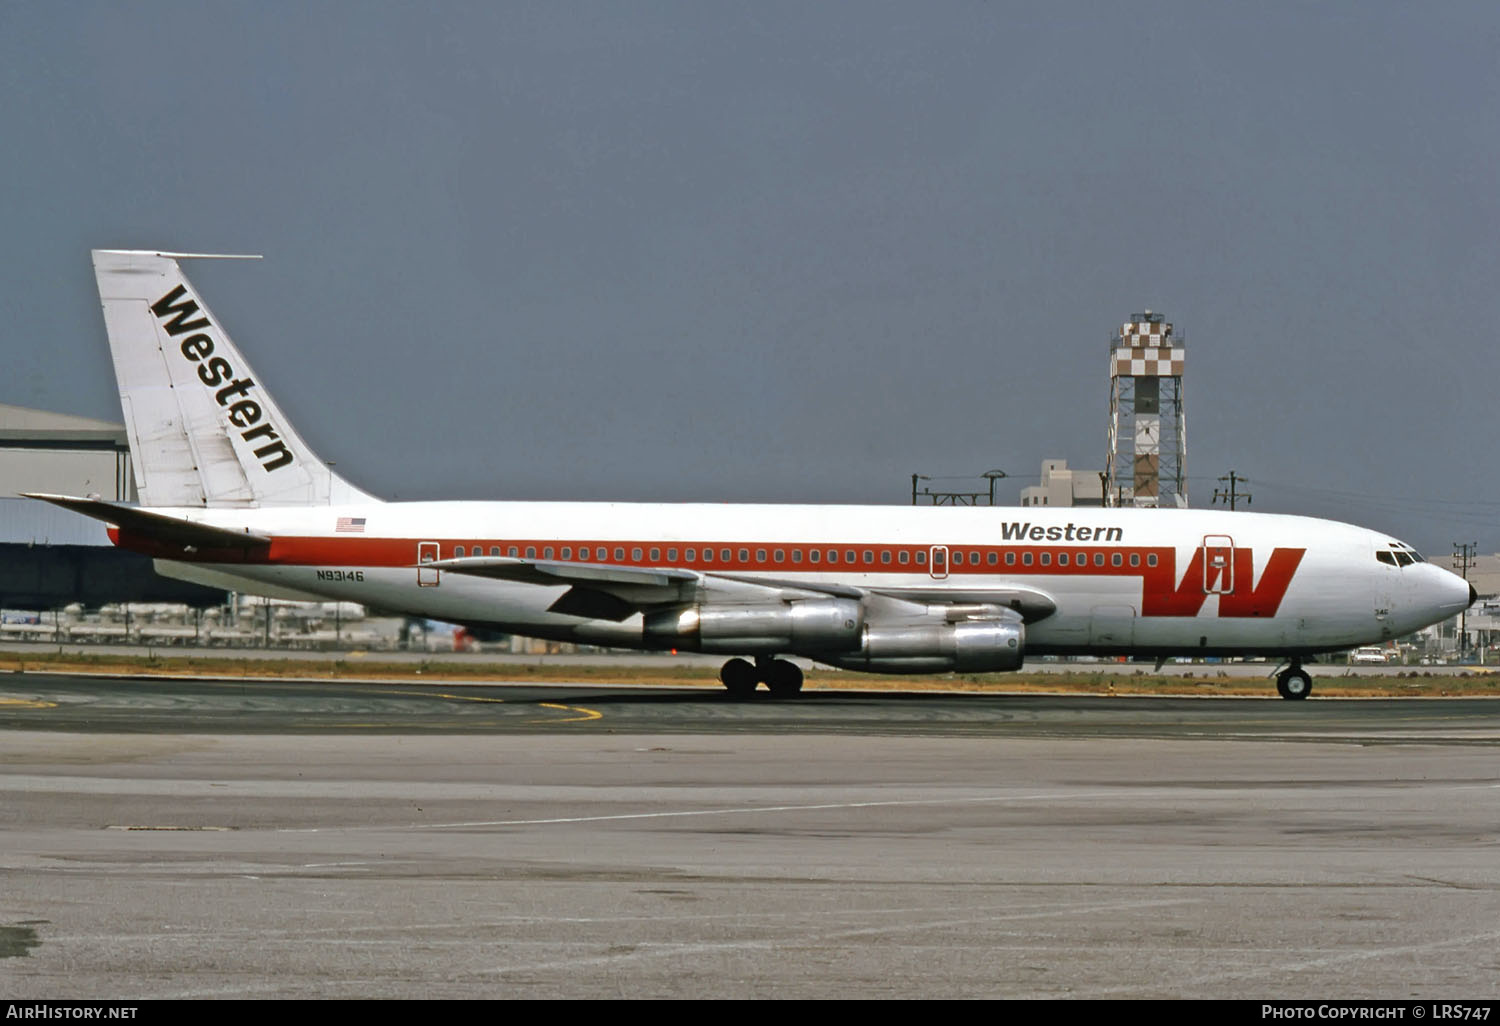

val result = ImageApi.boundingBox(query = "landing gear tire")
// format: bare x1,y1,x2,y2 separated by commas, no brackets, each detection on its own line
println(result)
1276,666,1313,701
720,658,758,697
763,659,804,698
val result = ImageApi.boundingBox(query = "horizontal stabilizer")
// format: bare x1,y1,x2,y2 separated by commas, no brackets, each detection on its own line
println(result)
21,493,271,550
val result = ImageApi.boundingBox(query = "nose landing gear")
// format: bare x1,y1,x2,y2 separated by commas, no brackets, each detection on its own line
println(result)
1275,662,1314,700
718,657,805,697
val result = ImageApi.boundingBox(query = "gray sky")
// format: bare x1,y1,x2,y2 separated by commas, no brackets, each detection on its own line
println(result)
3,1,1497,553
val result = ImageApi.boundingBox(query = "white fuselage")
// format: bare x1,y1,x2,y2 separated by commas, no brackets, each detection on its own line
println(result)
124,501,1473,661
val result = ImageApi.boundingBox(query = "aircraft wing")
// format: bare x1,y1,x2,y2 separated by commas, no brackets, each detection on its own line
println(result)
424,556,700,621
425,556,1056,623
423,556,698,590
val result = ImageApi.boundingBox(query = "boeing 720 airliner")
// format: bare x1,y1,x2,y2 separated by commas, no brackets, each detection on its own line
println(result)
27,250,1477,699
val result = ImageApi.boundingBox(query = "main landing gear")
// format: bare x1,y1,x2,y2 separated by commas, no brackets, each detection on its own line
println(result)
1275,661,1314,701
719,657,804,698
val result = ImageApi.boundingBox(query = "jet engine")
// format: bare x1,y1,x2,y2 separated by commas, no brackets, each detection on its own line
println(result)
643,597,864,654
824,618,1025,673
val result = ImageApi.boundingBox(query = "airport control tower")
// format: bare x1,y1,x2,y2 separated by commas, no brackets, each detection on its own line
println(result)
1106,312,1187,508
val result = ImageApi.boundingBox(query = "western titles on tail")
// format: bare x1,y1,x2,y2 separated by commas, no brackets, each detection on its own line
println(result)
92,249,377,508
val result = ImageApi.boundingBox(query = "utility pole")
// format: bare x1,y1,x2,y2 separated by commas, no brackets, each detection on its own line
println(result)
911,471,1007,506
982,469,1008,506
1212,470,1251,511
1454,542,1477,659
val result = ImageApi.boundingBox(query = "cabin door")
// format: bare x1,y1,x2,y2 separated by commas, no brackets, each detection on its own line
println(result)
418,542,440,587
1202,536,1235,594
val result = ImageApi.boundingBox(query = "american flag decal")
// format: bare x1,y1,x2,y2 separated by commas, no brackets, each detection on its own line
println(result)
336,517,367,533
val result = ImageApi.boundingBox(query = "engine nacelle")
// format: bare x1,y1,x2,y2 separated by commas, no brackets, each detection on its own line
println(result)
643,598,864,654
824,619,1025,673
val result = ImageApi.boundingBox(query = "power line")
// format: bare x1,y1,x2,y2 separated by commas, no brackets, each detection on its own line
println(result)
1212,470,1251,511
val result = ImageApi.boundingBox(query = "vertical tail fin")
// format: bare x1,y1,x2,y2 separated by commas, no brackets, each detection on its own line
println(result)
92,249,379,508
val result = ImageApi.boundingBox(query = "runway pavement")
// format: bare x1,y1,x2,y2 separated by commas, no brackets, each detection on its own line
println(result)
1,673,1497,999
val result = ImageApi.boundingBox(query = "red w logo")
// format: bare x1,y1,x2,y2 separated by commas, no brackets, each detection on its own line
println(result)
1140,547,1305,618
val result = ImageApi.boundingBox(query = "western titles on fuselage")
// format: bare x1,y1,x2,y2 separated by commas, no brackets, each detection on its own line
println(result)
998,522,1124,542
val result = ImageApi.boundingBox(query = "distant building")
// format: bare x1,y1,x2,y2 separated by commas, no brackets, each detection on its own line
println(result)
0,402,134,501
1428,552,1499,657
1019,459,1105,508
0,402,224,610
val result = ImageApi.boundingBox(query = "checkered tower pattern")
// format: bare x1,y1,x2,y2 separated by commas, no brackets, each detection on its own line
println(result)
1107,314,1186,508
1111,319,1185,378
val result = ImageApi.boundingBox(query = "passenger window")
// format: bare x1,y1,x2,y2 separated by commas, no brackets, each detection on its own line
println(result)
880,551,891,564
490,546,500,557
455,546,465,557
756,548,767,562
988,552,998,566
1057,553,1068,567
1146,554,1157,567
650,548,660,561
774,549,785,561
525,546,536,559
1130,554,1140,567
810,550,821,563
916,551,926,565
1094,553,1104,567
578,547,590,561
685,548,696,561
1111,553,1122,567
792,550,802,563
898,551,909,564
1004,552,1014,566
508,546,518,557
543,546,554,559
667,548,677,561
739,548,749,562
827,550,837,563
864,550,874,563
1040,552,1051,566
632,547,643,561
614,547,625,561
1022,552,1033,566
846,550,856,563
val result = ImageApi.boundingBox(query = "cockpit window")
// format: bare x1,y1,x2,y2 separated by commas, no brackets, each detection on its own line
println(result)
1377,542,1425,567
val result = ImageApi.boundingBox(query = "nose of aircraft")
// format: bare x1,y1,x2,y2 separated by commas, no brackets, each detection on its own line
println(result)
1410,564,1482,621
1432,567,1479,617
